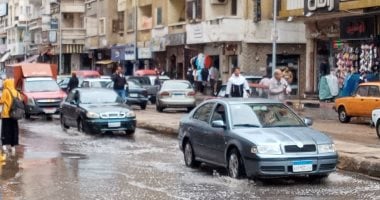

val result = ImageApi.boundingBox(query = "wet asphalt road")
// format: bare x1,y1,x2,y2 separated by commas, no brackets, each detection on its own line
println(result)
0,119,380,200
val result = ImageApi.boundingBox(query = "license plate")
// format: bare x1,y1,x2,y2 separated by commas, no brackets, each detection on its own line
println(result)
108,122,121,128
43,108,56,114
173,93,184,97
129,93,138,98
292,160,313,172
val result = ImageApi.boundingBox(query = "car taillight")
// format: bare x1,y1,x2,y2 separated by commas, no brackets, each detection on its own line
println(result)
187,91,196,96
160,91,170,97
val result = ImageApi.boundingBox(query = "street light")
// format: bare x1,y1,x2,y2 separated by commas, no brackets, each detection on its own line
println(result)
52,1,63,74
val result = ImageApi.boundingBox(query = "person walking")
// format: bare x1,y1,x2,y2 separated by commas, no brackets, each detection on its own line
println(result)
67,72,79,93
112,66,128,101
225,67,250,98
209,65,220,95
0,79,21,155
268,69,291,101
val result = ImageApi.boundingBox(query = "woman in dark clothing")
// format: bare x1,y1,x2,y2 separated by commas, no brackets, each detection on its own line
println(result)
0,79,20,155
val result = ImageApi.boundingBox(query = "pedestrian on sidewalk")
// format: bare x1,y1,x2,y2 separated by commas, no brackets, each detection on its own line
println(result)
208,65,220,95
0,79,21,155
111,66,128,101
268,69,291,101
67,72,79,93
225,67,250,98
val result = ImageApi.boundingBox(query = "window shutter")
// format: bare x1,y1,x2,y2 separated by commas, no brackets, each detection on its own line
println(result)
196,0,202,20
112,20,118,33
186,1,193,20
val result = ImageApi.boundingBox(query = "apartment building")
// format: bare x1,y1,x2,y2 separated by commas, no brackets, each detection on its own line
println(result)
0,0,9,68
280,0,380,94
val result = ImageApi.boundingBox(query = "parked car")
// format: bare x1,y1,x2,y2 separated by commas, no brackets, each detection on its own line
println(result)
80,78,111,88
74,70,101,78
60,88,136,134
156,80,196,112
371,109,380,139
147,75,170,86
134,69,157,76
107,80,149,110
179,98,338,179
334,82,380,123
128,76,158,103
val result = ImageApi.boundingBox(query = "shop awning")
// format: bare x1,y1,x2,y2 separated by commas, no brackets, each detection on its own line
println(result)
22,54,39,63
0,52,10,63
96,60,114,65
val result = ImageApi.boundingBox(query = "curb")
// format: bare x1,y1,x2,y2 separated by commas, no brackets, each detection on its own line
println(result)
137,121,380,179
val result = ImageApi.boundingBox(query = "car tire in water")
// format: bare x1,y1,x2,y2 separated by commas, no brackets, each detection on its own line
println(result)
125,129,135,135
77,119,88,134
338,107,351,123
309,174,329,182
376,121,380,139
184,141,200,168
228,148,245,179
140,104,147,110
24,112,31,120
60,115,69,131
156,102,164,112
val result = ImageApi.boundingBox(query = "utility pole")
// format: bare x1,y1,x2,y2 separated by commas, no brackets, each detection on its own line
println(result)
59,2,63,74
133,0,138,73
272,0,278,77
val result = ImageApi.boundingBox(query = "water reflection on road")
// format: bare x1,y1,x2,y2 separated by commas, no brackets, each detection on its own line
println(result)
0,119,379,200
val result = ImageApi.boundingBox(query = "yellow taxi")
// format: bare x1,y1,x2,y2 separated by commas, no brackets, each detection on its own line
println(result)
335,82,380,123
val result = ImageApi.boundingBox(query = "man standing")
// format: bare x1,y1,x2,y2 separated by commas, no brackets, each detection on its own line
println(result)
112,66,128,101
268,69,291,101
67,72,79,93
225,67,250,98
209,65,220,95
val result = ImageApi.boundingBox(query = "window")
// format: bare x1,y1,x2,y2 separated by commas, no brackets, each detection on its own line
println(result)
99,18,105,35
193,103,214,123
368,86,380,97
211,104,226,124
231,0,237,16
156,7,162,25
118,12,124,31
356,86,369,97
186,0,202,20
127,11,134,30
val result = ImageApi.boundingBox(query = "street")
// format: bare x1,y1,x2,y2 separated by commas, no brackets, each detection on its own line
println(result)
0,117,379,200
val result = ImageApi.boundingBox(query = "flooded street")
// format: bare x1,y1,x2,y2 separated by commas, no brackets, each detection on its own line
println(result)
0,119,379,200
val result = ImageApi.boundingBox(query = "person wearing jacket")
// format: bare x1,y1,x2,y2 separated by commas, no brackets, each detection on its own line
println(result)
225,67,250,98
111,66,128,101
268,69,291,101
0,79,21,155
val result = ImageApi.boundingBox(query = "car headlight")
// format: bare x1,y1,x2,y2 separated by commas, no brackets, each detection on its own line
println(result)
318,144,336,153
125,111,135,118
251,144,282,155
86,112,100,119
27,98,35,106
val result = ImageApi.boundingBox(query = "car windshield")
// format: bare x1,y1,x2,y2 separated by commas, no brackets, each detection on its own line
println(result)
25,79,61,92
130,77,151,85
82,80,111,88
230,103,305,128
80,90,121,104
128,80,142,89
162,81,192,90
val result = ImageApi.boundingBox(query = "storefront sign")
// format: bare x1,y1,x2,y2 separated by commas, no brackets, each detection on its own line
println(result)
125,44,136,60
304,0,339,13
186,23,205,44
340,17,375,40
165,33,186,46
138,48,152,59
151,27,168,52
0,3,7,17
111,46,125,61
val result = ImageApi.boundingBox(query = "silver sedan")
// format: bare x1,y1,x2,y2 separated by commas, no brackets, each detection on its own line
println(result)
178,98,338,179
156,80,196,112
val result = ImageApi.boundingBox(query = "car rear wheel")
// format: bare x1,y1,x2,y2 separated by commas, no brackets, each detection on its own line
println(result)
228,149,245,179
60,115,69,131
156,102,164,112
338,107,351,123
125,129,135,135
376,121,380,139
140,104,147,110
184,141,200,168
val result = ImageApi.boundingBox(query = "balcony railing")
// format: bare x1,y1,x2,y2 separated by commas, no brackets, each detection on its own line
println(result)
61,2,85,13
62,28,86,44
28,18,42,31
168,22,186,34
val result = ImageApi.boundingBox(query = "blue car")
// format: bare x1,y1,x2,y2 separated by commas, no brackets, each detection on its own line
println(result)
178,98,338,179
60,88,136,134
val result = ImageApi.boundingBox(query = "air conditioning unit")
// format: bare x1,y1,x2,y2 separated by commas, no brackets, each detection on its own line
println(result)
211,0,228,5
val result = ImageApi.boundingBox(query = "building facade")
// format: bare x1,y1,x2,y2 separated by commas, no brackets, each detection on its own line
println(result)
280,0,380,95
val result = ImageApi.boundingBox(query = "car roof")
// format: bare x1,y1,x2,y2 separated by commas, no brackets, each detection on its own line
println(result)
204,98,282,105
244,75,263,79
25,77,55,81
163,80,190,84
82,78,111,82
75,87,113,93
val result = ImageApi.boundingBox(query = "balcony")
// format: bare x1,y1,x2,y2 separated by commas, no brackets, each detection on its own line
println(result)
61,2,85,13
168,22,186,34
28,18,42,31
61,28,86,44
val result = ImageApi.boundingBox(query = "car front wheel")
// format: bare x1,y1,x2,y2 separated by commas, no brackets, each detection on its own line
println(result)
60,115,69,131
228,149,245,179
77,119,88,134
184,141,200,168
338,107,351,123
376,121,380,139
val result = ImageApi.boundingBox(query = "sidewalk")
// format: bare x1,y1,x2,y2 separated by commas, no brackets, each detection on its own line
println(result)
135,106,380,178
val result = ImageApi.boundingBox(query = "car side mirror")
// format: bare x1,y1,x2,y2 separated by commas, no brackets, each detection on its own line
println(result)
304,117,313,126
212,120,226,129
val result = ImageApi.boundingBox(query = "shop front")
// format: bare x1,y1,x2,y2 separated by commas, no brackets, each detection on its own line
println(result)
151,27,167,71
137,47,153,70
165,32,186,79
111,44,136,75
